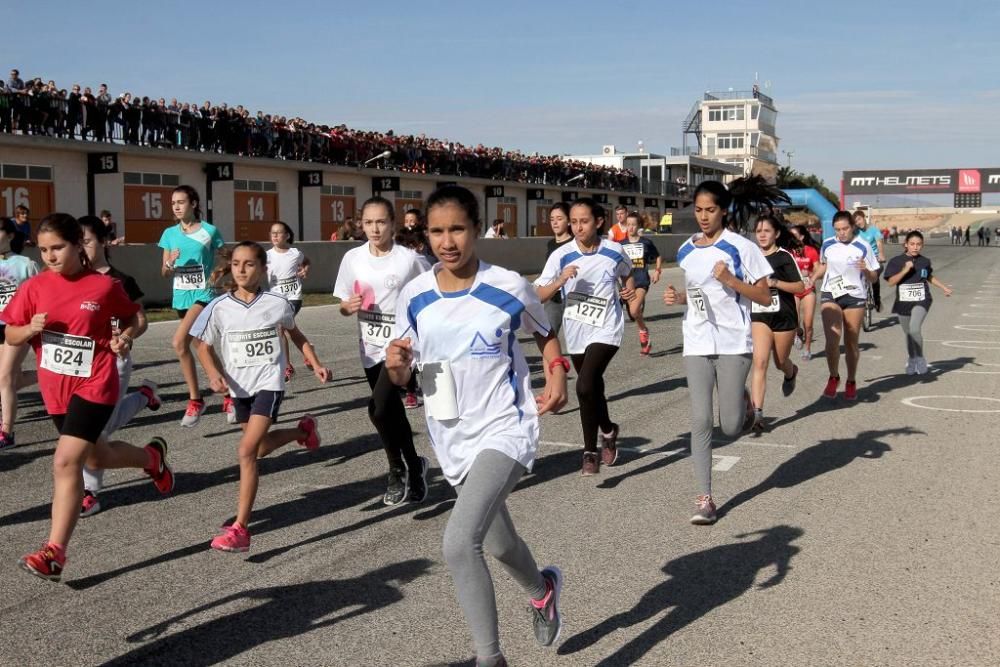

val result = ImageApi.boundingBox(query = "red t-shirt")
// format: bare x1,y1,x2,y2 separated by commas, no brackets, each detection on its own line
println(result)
3,269,140,413
609,224,628,243
792,245,820,297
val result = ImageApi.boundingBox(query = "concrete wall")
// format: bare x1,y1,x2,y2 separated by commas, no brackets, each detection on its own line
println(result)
21,235,688,307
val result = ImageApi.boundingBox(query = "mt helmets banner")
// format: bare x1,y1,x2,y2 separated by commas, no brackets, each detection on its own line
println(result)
844,168,1000,194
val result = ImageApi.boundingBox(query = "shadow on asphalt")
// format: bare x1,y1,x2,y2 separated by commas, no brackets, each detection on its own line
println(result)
102,558,434,666
716,427,921,519
557,525,803,665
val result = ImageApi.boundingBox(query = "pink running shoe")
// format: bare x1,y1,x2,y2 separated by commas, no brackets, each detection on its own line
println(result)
211,523,251,552
296,414,320,450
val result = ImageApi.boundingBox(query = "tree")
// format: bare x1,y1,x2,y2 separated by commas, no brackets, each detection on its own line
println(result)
727,175,791,233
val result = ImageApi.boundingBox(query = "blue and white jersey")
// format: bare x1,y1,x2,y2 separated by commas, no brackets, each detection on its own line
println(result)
534,238,632,354
394,262,550,486
820,236,880,301
677,229,773,356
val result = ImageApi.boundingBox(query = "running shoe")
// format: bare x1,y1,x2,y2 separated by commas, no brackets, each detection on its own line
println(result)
599,424,620,466
284,364,295,383
750,409,766,435
823,376,840,399
905,358,917,375
638,329,651,356
296,414,320,450
742,389,755,432
915,357,929,375
408,456,430,504
690,495,717,525
222,396,236,425
0,431,15,451
180,399,206,427
794,329,804,349
403,392,421,410
530,566,564,647
384,467,409,506
782,364,798,397
581,451,600,476
80,491,102,517
844,380,858,401
19,543,66,581
144,437,174,494
211,523,251,553
801,350,811,362
139,379,161,411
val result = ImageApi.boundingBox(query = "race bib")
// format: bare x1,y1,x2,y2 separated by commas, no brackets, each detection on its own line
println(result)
274,276,302,300
752,289,781,314
40,331,95,377
359,310,394,347
899,283,926,302
687,288,709,323
173,264,206,291
564,291,609,327
828,275,854,299
227,328,280,368
624,244,644,260
0,283,15,309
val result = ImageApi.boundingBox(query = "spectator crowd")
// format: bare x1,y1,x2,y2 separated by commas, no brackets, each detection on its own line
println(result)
1,68,639,192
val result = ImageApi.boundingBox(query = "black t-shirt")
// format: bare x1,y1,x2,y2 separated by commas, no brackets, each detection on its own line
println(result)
106,265,144,302
752,249,801,321
621,237,660,285
545,237,573,304
883,253,933,315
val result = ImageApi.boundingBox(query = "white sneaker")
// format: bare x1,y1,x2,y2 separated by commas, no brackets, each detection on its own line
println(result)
915,357,929,375
906,358,917,375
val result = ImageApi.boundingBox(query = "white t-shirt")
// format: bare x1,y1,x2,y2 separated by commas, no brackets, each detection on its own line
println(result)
534,238,632,354
676,229,774,356
191,291,295,397
267,246,305,301
333,243,430,368
394,262,550,486
820,237,880,300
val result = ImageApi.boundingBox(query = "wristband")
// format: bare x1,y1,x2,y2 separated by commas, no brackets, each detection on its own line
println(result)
548,356,570,373
118,334,133,347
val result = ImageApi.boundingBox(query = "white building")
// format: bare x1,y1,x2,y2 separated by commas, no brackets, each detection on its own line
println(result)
681,86,780,180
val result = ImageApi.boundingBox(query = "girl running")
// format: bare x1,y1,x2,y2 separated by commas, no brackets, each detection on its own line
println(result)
535,198,634,475
77,216,162,517
748,214,804,433
813,211,880,400
662,181,773,524
789,224,821,361
193,241,328,552
0,217,40,450
5,214,174,581
542,202,573,338
266,221,311,386
158,185,225,427
333,196,430,506
386,185,567,667
884,231,953,375
621,211,662,355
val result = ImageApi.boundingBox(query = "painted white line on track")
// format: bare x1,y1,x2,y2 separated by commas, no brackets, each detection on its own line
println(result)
954,324,1000,331
940,340,1000,350
901,395,1000,413
538,440,747,470
712,455,741,472
961,313,1000,318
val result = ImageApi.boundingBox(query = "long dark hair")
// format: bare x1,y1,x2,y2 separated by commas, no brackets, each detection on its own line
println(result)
791,224,820,251
37,213,91,269
426,185,481,228
754,213,796,251
210,241,267,293
272,221,295,245
569,197,604,233
172,185,203,220
0,217,26,254
77,215,112,263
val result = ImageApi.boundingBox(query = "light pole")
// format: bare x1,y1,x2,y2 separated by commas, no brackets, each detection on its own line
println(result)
782,150,794,169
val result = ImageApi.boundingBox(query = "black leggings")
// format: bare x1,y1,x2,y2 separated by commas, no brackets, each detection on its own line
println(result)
364,362,420,471
571,343,618,453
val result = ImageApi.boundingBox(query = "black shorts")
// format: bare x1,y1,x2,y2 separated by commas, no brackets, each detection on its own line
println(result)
233,390,284,424
289,300,302,315
176,300,211,320
751,309,798,332
51,395,116,442
820,292,867,310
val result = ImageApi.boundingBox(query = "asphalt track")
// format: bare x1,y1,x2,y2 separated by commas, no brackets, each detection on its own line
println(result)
1,242,998,666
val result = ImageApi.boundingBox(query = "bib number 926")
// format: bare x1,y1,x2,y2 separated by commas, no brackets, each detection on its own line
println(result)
245,340,274,358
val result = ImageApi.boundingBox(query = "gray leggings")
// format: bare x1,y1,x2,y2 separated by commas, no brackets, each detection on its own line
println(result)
684,354,752,496
443,448,546,659
83,354,149,492
543,299,564,338
898,306,928,359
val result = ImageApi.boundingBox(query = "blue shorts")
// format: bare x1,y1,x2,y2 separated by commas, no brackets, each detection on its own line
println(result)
234,390,284,423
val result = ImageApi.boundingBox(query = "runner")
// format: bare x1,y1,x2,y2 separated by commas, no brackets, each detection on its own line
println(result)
5,214,174,581
883,231,953,375
608,204,629,243
158,185,225,427
386,185,566,667
333,196,430,505
192,241,329,552
788,224,821,361
542,202,573,338
813,211,880,400
662,181,773,524
0,216,40,450
266,221,311,389
535,198,634,475
621,211,662,355
854,210,886,311
748,214,805,433
77,216,162,517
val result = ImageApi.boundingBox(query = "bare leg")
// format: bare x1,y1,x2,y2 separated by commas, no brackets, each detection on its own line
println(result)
256,426,306,458
235,416,271,527
771,330,797,377
842,308,865,382
629,288,648,331
800,293,816,355
172,305,206,401
0,343,30,433
750,323,773,409
821,303,844,378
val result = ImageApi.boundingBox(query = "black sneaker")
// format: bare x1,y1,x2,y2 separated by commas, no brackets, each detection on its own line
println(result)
408,456,429,504
530,566,563,647
782,364,798,397
750,409,766,436
383,467,408,506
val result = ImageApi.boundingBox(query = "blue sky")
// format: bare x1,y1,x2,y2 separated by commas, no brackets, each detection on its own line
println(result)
4,0,998,187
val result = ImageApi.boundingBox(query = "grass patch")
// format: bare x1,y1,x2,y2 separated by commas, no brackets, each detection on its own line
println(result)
145,293,338,323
